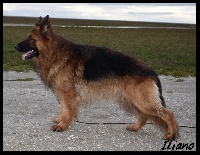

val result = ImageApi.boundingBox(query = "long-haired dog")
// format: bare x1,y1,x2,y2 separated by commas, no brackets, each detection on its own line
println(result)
15,15,179,140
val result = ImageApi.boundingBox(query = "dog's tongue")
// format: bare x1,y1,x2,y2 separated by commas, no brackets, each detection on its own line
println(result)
22,51,32,60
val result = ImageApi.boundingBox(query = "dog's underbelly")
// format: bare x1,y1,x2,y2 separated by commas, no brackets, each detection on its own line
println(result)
75,78,125,104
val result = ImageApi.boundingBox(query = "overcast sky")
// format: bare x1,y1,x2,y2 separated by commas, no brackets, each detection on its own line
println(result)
3,3,196,24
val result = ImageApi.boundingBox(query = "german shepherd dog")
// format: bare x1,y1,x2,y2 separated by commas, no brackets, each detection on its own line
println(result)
15,15,179,140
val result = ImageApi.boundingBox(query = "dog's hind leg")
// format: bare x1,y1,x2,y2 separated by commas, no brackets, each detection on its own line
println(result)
51,90,80,132
126,110,148,131
125,78,179,140
158,108,179,140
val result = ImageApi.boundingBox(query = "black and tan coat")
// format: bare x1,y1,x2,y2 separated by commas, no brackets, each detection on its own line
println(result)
15,15,179,140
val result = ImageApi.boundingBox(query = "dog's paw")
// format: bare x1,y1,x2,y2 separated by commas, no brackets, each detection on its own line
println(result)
126,124,139,131
51,124,65,132
162,133,176,141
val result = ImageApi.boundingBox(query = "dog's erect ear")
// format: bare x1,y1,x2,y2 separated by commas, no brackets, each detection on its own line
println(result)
35,15,51,34
41,15,51,27
40,15,51,34
35,16,43,26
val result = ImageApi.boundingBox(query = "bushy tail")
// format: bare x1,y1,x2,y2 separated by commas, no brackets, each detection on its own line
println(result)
155,76,166,107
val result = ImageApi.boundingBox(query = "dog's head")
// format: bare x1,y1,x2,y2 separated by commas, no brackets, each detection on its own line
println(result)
14,15,52,60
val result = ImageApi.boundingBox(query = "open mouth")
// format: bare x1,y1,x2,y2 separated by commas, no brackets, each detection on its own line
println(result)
22,49,39,60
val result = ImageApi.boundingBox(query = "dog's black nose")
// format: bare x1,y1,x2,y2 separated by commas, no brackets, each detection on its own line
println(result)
14,44,19,50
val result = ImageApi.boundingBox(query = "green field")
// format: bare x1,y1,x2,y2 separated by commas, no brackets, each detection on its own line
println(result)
3,16,196,77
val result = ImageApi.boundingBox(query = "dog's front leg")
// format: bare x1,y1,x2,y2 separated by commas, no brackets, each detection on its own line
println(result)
51,90,80,132
53,100,63,124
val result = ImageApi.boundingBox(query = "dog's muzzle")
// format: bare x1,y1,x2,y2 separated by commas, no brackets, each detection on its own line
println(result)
15,44,39,60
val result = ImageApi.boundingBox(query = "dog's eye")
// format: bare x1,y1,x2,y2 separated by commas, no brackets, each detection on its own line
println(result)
28,36,35,42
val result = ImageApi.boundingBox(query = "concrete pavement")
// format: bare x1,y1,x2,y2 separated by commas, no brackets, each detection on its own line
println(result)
3,71,196,151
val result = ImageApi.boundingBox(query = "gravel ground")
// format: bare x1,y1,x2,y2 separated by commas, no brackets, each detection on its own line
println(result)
3,71,196,151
